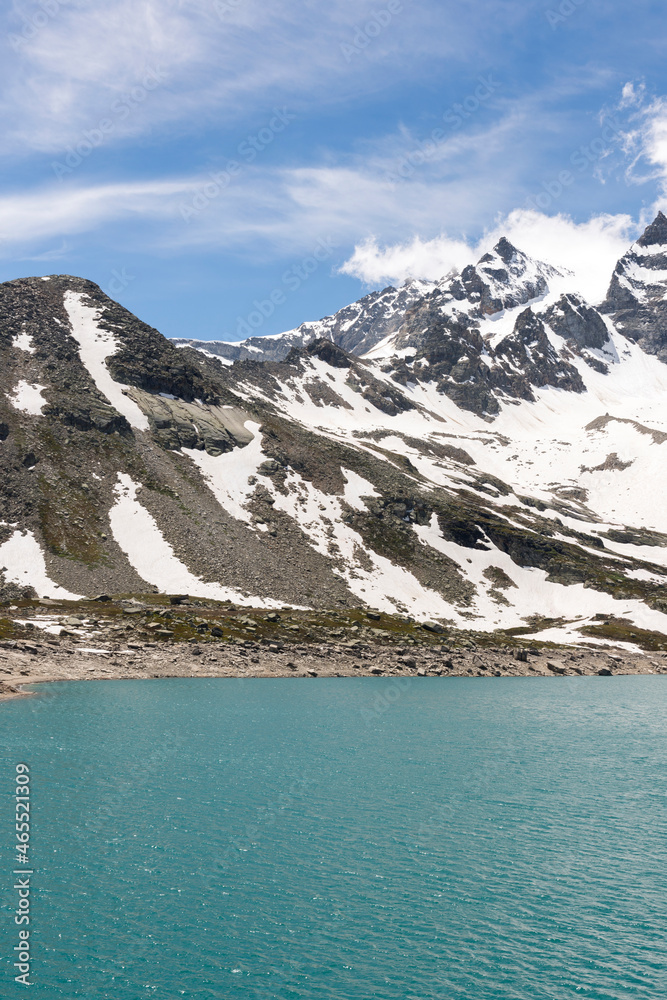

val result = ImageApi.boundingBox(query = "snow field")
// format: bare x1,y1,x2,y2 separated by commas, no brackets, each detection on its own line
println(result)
415,513,667,640
265,468,455,619
182,421,267,528
63,291,150,431
12,331,35,354
342,468,380,511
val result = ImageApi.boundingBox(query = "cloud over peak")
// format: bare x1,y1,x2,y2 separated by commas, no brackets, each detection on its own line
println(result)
339,210,641,304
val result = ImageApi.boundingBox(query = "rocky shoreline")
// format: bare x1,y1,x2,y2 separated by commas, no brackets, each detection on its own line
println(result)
2,636,666,703
2,596,666,702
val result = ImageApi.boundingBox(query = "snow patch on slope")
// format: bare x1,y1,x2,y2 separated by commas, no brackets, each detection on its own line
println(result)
9,380,47,415
109,473,279,606
268,470,454,618
183,421,265,526
63,291,150,431
0,530,81,598
415,514,667,639
342,469,380,511
12,331,35,354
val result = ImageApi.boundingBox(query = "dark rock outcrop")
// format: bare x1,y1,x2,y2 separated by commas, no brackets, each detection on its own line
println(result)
543,293,610,350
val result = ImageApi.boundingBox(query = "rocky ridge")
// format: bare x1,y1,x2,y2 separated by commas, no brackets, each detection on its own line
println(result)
601,210,667,362
172,278,433,363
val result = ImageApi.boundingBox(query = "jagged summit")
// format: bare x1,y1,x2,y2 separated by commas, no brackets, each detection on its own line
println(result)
492,235,519,262
434,238,563,319
637,209,667,248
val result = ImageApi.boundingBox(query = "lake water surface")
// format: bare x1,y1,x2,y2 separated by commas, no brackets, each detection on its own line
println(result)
1,676,666,999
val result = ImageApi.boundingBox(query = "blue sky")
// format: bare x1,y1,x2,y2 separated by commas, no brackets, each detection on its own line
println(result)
2,0,667,342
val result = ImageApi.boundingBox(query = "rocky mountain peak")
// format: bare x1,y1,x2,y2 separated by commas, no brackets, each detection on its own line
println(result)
542,293,610,351
493,235,519,262
305,337,352,368
637,209,667,248
431,238,563,320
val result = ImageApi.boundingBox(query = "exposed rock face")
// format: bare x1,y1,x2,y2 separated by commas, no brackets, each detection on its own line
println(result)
601,211,667,362
378,298,586,417
304,338,352,369
494,308,586,395
0,276,133,439
125,389,253,455
389,304,502,415
172,328,314,364
543,293,610,350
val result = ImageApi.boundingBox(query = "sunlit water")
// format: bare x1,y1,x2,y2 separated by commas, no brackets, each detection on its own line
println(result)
1,676,666,999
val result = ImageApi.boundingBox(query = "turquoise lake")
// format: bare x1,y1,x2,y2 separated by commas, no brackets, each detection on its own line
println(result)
1,676,666,998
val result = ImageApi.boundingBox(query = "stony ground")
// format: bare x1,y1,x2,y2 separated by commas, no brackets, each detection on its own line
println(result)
1,595,665,701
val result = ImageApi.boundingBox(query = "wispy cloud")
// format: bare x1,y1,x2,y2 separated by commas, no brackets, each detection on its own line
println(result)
0,59,658,311
621,90,667,204
0,178,187,246
1,0,503,157
0,165,640,304
0,100,548,255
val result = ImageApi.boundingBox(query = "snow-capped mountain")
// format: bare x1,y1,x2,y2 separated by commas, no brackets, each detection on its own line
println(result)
172,278,433,363
1,216,667,650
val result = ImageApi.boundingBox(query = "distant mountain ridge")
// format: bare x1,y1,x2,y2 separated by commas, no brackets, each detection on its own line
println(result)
172,278,433,363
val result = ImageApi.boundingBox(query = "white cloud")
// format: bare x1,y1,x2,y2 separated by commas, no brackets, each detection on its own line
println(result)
340,209,641,303
0,0,487,156
616,86,667,209
637,98,667,199
0,178,188,246
619,81,646,110
0,75,653,309
340,233,476,285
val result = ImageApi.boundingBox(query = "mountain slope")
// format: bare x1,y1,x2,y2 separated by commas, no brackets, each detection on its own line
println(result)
1,217,667,649
601,210,667,362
